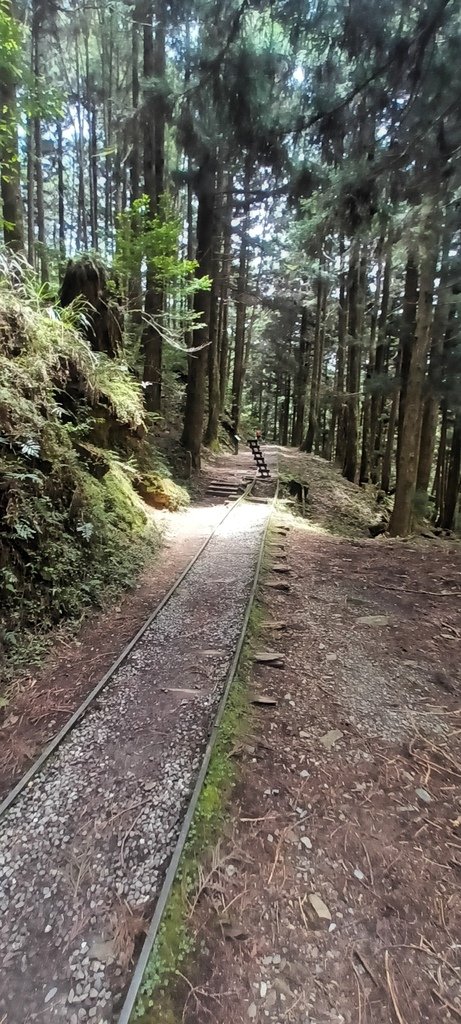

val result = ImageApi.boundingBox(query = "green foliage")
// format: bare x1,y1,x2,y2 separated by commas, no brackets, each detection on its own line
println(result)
0,0,21,76
0,270,156,677
114,194,211,351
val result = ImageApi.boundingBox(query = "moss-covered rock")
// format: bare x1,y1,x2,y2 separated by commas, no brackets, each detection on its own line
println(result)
0,279,155,679
136,472,190,511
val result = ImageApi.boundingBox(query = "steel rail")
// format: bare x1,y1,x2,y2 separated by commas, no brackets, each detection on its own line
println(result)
118,474,279,1024
0,474,257,819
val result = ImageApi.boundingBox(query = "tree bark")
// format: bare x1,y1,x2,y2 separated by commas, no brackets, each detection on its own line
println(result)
335,236,347,464
416,224,451,496
301,271,323,452
0,0,24,251
218,175,233,410
360,240,384,483
231,155,252,430
370,243,392,482
181,154,216,469
396,251,418,465
291,307,310,446
342,240,361,482
440,414,461,530
142,0,167,412
204,166,223,447
389,212,439,536
56,120,65,266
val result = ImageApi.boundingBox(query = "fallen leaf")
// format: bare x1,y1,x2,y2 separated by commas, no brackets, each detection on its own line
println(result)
250,694,278,707
319,729,344,750
89,939,116,962
308,893,332,920
356,615,390,627
255,652,285,667
222,922,249,941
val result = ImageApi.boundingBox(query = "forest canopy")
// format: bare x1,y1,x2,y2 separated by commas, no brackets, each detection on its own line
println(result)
0,0,460,550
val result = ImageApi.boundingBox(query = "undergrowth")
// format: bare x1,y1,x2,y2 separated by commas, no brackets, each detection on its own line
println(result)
0,271,163,684
131,601,264,1023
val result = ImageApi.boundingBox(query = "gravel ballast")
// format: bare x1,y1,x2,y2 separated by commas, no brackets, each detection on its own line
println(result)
0,498,270,1023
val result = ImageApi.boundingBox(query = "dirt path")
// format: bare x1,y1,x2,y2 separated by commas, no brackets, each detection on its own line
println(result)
0,476,271,1023
167,451,461,1024
0,452,256,800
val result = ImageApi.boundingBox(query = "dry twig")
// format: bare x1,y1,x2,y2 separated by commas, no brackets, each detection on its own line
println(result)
385,950,408,1024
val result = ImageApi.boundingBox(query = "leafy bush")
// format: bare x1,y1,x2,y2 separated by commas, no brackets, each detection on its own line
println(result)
0,277,156,677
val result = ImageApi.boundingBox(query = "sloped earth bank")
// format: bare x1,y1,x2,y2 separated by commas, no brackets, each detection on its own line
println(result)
167,451,461,1024
0,487,272,1023
0,451,255,800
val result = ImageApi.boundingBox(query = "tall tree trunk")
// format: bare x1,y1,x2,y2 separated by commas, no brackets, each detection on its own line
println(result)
381,371,400,494
360,240,384,483
301,270,324,452
26,119,34,264
280,368,291,447
416,225,451,496
231,156,252,430
440,414,461,530
335,236,347,463
389,211,439,536
56,120,65,266
396,251,418,465
32,0,48,280
370,242,392,482
0,1,24,251
181,154,216,469
130,3,140,204
218,175,233,410
343,241,361,481
142,0,167,412
291,307,310,446
204,165,223,446
435,402,448,524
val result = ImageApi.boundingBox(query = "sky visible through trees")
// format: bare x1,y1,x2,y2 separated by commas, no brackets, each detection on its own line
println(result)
1,0,461,536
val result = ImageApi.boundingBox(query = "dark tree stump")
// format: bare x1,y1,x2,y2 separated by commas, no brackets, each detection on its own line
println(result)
60,258,123,358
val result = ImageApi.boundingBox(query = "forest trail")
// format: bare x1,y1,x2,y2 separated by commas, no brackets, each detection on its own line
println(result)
161,450,461,1024
0,451,274,1024
0,452,257,800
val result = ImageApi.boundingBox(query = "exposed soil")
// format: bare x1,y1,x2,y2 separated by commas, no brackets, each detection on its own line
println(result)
0,451,256,801
167,450,461,1024
0,487,270,1023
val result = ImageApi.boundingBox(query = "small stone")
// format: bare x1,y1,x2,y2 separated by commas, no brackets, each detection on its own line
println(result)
260,982,267,998
300,770,309,778
248,1003,257,1019
45,988,57,1004
353,868,365,881
356,614,390,626
416,788,432,804
319,729,343,750
300,836,312,850
308,893,331,920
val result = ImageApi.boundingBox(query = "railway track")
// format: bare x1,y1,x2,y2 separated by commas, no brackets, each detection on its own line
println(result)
0,453,277,1024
